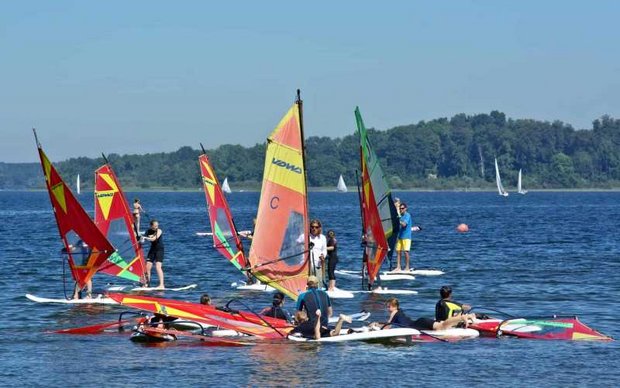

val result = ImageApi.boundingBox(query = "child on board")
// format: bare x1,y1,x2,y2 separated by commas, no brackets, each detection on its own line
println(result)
371,298,476,331
435,286,472,322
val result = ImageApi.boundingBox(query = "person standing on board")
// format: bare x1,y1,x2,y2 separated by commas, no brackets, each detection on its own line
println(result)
394,203,413,272
308,219,327,286
435,286,472,322
326,229,339,291
386,197,401,270
296,276,332,336
132,198,145,237
65,240,93,299
143,220,165,289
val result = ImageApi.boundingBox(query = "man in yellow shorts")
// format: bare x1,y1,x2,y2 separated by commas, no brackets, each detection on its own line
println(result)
394,203,413,272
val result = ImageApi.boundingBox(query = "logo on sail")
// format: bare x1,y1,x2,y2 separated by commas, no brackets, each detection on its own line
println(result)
271,157,302,174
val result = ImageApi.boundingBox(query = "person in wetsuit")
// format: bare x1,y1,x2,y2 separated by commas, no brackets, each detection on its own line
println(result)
143,219,165,288
296,276,332,336
289,309,351,340
373,298,475,331
260,292,292,322
435,285,472,322
326,229,339,291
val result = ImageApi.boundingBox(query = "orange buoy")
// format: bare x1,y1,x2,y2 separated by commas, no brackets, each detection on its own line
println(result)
456,223,469,233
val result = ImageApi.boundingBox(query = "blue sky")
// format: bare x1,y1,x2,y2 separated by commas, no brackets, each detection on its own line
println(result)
2,1,619,162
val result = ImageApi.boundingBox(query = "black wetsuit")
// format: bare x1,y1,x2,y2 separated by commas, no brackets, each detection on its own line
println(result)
390,309,435,331
145,228,164,262
262,306,291,321
291,321,320,339
327,236,338,281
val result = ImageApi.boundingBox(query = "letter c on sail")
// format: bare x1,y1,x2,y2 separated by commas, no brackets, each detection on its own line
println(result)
270,196,279,209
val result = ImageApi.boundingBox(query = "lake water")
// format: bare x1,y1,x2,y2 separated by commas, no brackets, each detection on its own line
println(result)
1,191,618,387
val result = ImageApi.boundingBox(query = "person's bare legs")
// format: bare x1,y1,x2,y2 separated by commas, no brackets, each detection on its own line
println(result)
330,314,353,336
433,314,476,331
395,250,402,272
328,279,336,291
404,251,410,271
155,262,164,288
146,261,153,286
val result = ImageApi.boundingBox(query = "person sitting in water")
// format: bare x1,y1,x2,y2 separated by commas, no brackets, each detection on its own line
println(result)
371,298,476,331
260,292,292,322
435,286,472,322
200,294,211,305
289,309,351,340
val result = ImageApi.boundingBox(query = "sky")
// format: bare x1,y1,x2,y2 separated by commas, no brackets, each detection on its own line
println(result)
1,0,619,163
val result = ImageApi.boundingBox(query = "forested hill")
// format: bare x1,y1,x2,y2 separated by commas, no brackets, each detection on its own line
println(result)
4,112,620,190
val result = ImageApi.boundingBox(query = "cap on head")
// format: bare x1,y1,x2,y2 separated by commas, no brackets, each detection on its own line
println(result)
440,285,452,298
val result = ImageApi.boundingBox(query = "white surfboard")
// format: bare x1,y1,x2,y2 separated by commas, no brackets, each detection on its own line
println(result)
25,293,118,305
106,284,197,292
351,288,418,295
421,328,479,339
288,327,420,343
335,269,415,281
326,288,355,299
231,281,276,292
328,311,371,324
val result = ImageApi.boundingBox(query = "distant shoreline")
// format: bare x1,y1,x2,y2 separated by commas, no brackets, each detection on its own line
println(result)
8,187,620,193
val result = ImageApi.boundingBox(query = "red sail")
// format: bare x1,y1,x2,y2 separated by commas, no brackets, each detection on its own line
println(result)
199,153,249,271
35,134,114,289
94,164,147,283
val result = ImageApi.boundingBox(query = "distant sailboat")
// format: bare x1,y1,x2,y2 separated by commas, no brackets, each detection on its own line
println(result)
494,158,509,197
76,174,80,195
222,177,231,194
517,169,528,195
336,174,347,193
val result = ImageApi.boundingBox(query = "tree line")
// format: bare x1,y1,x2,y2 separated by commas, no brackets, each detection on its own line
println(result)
4,111,619,190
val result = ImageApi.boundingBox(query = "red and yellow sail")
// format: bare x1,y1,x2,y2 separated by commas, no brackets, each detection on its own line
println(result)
248,97,309,300
199,153,249,271
94,163,147,283
34,131,115,289
356,107,400,284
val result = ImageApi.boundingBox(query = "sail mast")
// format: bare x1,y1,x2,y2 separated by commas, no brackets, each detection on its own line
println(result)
296,89,311,278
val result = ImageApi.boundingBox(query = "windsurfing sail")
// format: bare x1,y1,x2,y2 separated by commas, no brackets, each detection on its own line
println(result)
337,174,348,193
473,316,612,341
199,151,249,272
222,177,232,194
33,129,115,289
517,169,527,195
94,160,147,283
355,107,400,285
495,158,509,197
247,90,310,300
76,174,80,195
108,293,293,339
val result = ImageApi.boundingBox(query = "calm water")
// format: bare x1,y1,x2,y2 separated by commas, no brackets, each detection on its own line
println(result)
1,191,619,387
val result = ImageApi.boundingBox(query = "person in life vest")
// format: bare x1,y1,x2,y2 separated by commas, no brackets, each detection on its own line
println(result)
435,286,472,322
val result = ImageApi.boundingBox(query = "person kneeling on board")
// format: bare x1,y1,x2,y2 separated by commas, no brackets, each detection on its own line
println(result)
260,292,291,322
435,286,472,322
290,310,351,340
372,298,475,331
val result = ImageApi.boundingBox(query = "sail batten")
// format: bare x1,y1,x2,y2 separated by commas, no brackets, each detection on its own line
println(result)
248,97,309,300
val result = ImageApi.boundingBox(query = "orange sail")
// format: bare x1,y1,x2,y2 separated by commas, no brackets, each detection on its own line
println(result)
94,162,147,283
248,92,309,300
199,152,249,271
34,130,115,289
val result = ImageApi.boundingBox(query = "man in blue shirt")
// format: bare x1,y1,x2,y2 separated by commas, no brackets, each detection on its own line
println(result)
394,203,413,272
